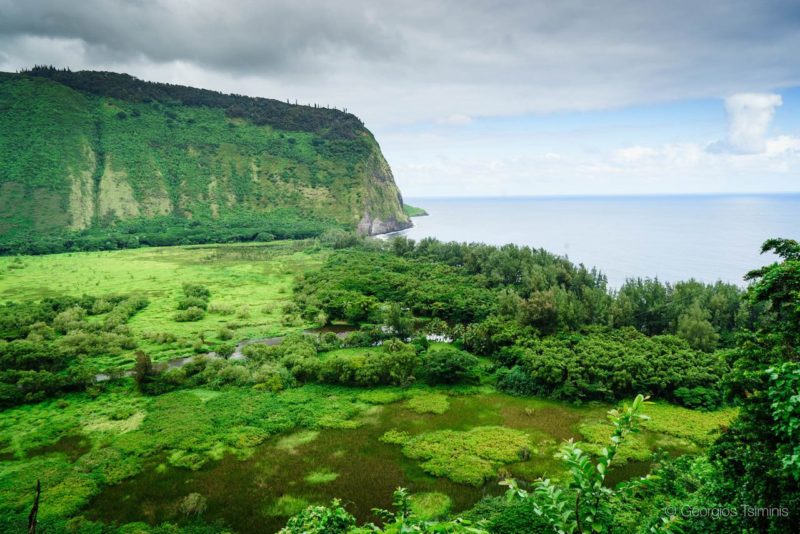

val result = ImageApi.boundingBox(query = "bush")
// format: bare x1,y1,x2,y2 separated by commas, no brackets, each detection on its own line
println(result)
253,362,296,392
218,328,234,341
243,343,280,361
424,347,480,384
318,341,418,387
279,498,355,533
177,296,209,310
179,493,207,517
182,283,211,300
174,307,205,322
673,386,722,410
143,331,177,344
208,303,235,315
495,366,537,396
216,343,236,359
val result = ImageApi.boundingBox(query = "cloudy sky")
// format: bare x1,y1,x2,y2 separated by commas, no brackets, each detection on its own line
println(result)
2,0,799,197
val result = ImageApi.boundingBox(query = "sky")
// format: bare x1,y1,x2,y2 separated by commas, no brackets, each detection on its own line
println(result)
1,0,799,197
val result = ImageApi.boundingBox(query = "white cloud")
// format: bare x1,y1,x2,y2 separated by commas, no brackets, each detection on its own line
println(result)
722,93,783,154
397,131,800,197
612,146,658,163
436,114,473,126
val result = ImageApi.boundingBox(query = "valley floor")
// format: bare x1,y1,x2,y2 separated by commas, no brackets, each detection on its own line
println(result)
0,242,739,533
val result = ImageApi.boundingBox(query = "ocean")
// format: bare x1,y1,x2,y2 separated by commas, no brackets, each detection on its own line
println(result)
393,194,800,287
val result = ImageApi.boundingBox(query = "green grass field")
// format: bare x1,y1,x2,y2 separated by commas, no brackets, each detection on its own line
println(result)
0,241,326,366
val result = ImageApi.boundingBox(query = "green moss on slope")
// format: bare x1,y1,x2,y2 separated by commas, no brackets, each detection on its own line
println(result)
0,69,409,254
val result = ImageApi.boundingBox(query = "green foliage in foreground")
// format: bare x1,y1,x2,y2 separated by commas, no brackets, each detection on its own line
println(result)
501,395,674,534
408,492,452,521
705,238,800,532
280,488,485,534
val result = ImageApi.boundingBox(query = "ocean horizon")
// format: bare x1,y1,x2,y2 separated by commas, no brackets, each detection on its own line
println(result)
396,193,800,287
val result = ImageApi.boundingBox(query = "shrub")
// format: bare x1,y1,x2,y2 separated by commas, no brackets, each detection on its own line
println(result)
177,296,209,310
215,363,252,386
216,343,236,359
253,362,296,392
208,303,235,315
174,307,205,322
424,346,480,384
243,343,280,361
279,498,355,533
673,386,722,410
218,328,234,341
318,341,418,387
143,331,177,344
179,492,207,517
495,366,538,396
182,283,211,300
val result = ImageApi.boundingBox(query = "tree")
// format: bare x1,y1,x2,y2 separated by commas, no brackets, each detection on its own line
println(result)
425,347,480,384
676,301,719,352
384,302,414,339
518,289,559,333
133,351,155,392
709,238,800,532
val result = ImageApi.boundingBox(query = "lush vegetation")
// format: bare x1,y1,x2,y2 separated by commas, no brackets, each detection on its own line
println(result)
1,236,796,533
295,239,745,407
0,68,409,254
0,293,147,407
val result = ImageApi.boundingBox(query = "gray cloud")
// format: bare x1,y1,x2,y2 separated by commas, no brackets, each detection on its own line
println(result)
0,0,400,72
1,0,800,127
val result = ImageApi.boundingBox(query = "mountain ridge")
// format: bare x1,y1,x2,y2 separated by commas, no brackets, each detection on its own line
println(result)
0,67,411,253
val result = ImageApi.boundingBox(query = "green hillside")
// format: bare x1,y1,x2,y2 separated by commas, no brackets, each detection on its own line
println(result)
0,67,410,254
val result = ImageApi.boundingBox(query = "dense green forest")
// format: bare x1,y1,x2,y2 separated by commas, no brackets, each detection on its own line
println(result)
0,67,410,255
0,237,797,533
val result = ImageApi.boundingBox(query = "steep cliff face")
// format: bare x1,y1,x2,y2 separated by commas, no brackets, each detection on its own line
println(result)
0,68,410,250
356,143,413,235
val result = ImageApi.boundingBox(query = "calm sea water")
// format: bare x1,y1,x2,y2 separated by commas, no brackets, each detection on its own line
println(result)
393,194,800,287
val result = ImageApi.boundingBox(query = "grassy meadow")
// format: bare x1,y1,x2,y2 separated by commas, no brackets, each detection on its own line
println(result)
0,241,326,366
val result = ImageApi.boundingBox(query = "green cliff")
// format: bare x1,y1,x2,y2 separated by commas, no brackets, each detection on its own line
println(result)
0,67,410,253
